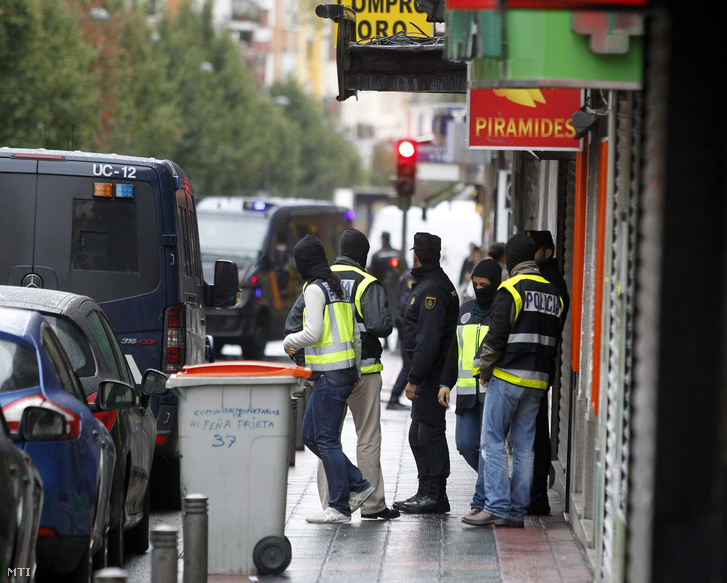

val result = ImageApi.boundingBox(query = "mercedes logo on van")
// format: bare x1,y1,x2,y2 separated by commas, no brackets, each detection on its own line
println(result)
22,273,43,288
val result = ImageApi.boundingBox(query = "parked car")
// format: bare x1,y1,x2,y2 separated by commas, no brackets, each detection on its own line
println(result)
0,286,168,567
0,306,134,583
0,407,44,583
196,196,352,358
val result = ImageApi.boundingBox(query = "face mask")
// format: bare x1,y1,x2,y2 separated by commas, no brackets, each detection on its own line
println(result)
474,285,497,308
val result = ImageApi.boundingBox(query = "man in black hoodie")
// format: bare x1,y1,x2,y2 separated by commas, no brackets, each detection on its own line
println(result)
526,230,571,516
393,232,459,514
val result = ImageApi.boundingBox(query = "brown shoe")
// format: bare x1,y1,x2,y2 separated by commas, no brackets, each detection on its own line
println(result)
462,510,509,527
461,508,483,523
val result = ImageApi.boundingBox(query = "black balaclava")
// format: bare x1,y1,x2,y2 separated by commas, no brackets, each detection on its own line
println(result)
505,234,537,273
339,228,370,267
294,235,331,282
471,259,502,308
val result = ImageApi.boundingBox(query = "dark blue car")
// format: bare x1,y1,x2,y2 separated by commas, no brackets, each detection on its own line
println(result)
0,307,134,583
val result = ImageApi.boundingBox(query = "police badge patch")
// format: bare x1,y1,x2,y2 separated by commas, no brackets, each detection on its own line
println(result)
425,296,436,309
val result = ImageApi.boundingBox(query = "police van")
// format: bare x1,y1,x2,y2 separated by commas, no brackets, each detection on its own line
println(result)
0,148,238,506
196,196,353,357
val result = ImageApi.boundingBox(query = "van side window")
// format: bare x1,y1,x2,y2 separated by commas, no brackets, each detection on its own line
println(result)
176,189,202,280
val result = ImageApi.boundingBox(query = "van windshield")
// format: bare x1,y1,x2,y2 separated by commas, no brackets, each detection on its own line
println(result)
198,214,270,257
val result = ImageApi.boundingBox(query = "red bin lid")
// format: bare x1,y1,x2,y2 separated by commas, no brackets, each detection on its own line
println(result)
177,360,311,378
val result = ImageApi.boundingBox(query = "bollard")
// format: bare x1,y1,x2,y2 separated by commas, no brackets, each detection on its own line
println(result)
183,494,209,583
293,387,306,451
151,525,178,583
94,567,128,582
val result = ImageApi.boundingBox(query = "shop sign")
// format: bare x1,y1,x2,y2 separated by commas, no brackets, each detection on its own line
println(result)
339,0,433,41
467,88,582,151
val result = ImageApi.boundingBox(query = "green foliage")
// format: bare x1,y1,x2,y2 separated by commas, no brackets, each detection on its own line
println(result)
0,0,361,199
0,0,99,149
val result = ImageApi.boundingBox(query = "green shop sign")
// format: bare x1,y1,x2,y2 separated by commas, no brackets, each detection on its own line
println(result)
465,10,643,89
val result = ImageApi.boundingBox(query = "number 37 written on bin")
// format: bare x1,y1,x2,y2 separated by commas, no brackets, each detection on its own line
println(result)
212,434,237,448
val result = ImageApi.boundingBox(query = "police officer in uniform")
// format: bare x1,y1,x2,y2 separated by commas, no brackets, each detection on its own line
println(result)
283,235,374,524
437,259,502,519
464,234,563,528
393,232,459,514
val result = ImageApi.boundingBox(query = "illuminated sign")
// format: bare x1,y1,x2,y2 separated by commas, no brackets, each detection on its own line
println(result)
340,0,433,41
467,88,583,151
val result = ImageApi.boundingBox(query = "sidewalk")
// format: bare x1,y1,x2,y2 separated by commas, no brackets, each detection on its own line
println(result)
209,348,593,583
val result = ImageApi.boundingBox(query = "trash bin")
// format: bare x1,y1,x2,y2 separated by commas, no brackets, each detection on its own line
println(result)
168,361,311,576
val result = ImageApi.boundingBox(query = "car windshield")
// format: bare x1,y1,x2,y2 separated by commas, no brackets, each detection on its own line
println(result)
197,214,270,256
0,338,40,392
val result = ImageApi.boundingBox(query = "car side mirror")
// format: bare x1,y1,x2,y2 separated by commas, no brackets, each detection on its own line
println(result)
213,260,239,308
96,380,136,410
18,406,68,441
142,369,170,396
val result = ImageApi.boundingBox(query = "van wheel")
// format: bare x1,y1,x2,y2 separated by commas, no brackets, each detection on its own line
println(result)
241,316,268,360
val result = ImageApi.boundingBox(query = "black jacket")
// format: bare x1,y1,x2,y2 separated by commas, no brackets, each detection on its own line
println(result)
403,263,459,386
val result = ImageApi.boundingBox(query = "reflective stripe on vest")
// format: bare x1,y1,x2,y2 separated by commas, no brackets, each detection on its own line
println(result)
302,282,356,372
494,274,563,390
331,264,382,374
456,322,489,393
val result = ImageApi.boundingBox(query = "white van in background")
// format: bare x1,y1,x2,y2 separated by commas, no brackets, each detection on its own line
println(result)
368,199,484,291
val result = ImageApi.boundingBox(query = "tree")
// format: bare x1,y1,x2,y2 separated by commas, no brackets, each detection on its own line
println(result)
0,0,99,149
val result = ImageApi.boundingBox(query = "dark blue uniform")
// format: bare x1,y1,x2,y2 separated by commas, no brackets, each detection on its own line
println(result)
399,262,458,510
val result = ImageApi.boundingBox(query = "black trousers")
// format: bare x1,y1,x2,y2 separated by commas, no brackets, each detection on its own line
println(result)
409,371,450,481
530,390,551,504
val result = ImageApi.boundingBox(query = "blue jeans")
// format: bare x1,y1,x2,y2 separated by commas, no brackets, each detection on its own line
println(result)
301,375,371,516
481,376,544,520
455,396,486,509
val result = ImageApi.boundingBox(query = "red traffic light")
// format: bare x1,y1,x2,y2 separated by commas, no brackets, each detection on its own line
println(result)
396,139,417,197
398,140,416,159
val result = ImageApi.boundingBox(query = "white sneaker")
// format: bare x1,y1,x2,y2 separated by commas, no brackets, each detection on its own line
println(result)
306,507,351,524
349,485,376,513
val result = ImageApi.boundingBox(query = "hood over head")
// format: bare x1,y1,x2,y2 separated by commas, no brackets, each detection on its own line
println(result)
294,235,331,282
339,228,370,267
505,234,537,273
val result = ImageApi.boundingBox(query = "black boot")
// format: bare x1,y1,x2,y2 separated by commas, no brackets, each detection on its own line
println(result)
393,479,428,511
399,477,450,514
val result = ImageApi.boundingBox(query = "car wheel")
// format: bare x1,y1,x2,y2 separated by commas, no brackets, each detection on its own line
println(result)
107,509,125,566
68,540,93,583
241,314,269,360
92,527,108,573
125,486,151,555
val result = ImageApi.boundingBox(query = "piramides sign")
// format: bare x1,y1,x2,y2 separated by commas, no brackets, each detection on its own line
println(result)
340,0,433,41
468,89,583,151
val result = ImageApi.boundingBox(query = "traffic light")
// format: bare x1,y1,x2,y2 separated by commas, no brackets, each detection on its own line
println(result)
396,139,417,197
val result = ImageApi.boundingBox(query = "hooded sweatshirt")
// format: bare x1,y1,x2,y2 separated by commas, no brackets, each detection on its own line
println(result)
284,235,361,382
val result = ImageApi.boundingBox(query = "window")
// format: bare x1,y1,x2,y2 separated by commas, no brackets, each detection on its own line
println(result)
71,199,139,272
44,315,96,378
0,339,40,393
97,311,134,386
41,326,86,403
86,310,123,381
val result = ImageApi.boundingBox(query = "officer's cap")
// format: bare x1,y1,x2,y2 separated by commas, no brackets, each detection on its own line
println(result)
411,232,441,263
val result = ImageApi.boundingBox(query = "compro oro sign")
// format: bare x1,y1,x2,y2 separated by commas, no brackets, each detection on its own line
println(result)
468,89,583,151
342,0,433,41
